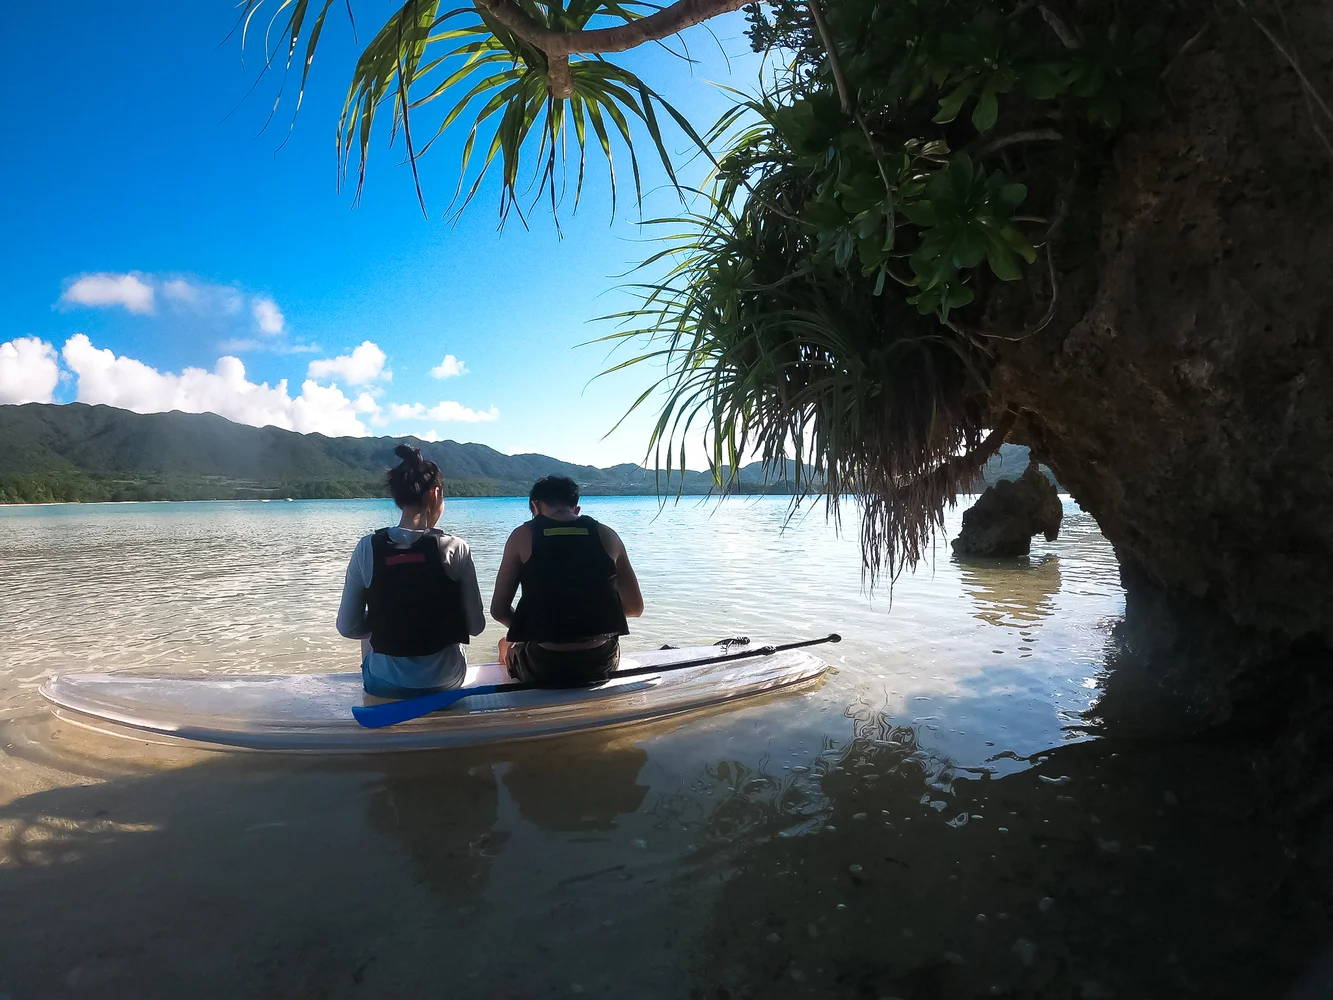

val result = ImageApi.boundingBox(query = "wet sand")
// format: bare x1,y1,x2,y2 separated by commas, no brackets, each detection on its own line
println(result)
3,498,1330,997
2,709,1330,999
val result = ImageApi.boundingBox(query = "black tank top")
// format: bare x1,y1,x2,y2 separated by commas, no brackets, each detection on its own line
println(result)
507,515,630,642
366,529,471,656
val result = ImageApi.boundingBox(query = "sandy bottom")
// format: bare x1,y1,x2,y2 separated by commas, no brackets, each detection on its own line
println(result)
2,708,1331,1000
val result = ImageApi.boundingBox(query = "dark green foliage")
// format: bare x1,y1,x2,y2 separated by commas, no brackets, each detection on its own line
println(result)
612,0,1167,576
0,402,799,504
729,0,1164,323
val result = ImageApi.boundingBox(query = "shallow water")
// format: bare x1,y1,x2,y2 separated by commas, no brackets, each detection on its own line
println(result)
0,497,1324,998
0,495,1118,752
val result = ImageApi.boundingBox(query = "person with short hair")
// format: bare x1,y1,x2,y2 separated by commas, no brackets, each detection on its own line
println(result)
337,444,486,697
490,475,644,686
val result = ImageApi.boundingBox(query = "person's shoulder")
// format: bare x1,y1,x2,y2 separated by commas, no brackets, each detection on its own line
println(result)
593,518,625,550
433,531,471,557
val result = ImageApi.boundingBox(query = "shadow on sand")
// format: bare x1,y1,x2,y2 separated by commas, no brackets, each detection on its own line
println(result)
2,553,1331,999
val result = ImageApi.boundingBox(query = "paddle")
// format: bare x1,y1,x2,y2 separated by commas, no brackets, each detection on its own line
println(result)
351,633,841,730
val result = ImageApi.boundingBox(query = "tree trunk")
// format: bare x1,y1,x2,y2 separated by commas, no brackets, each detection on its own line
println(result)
991,0,1333,733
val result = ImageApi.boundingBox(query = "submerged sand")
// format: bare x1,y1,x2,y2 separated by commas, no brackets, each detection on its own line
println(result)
1,709,1329,999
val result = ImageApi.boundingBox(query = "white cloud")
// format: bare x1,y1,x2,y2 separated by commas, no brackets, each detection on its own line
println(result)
252,297,285,336
307,341,391,386
218,338,321,355
0,337,61,404
61,334,373,437
160,279,199,304
431,354,468,379
385,400,499,423
60,273,155,314
161,278,243,315
420,429,442,442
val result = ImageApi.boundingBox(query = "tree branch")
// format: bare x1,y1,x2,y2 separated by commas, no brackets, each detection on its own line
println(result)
806,0,852,114
547,53,573,99
1038,5,1078,48
472,0,749,56
977,128,1062,157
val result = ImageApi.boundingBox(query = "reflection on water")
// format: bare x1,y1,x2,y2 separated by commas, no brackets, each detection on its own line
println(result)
504,744,650,832
364,758,506,903
3,497,1323,997
957,554,1061,633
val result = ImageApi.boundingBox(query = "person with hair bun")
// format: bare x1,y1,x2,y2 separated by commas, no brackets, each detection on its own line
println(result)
336,443,486,697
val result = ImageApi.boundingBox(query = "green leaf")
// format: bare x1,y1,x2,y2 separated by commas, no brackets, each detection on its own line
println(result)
944,283,975,309
948,153,975,201
997,182,1027,213
985,244,1023,281
901,199,938,227
933,80,976,124
971,83,998,132
1000,224,1038,263
1021,63,1070,100
952,225,986,269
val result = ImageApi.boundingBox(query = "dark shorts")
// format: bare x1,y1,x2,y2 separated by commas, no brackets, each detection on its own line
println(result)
506,637,621,687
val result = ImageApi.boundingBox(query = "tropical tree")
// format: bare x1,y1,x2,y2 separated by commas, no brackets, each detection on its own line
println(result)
238,0,1176,579
236,0,731,223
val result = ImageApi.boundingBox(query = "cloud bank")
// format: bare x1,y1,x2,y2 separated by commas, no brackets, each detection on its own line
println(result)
62,334,372,437
2,333,497,438
0,337,62,404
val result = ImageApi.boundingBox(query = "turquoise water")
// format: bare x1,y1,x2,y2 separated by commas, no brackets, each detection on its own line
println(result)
14,498,1312,998
0,495,1120,767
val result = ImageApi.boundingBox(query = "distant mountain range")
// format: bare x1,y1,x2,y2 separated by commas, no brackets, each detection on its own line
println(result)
0,402,1046,504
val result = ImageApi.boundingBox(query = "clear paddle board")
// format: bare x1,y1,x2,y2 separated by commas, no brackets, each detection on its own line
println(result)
39,645,830,753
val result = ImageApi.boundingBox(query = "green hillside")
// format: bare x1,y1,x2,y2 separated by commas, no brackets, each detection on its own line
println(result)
0,403,803,503
0,403,1050,504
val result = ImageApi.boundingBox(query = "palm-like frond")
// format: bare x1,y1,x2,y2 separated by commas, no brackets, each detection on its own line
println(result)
602,94,996,583
236,0,711,224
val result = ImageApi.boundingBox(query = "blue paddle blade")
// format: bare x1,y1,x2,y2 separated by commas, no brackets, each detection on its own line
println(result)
351,684,500,729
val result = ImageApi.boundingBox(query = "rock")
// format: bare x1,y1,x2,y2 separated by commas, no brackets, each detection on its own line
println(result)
952,460,1063,557
990,0,1333,736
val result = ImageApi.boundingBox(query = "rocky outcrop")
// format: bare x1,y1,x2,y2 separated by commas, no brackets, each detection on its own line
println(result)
988,0,1333,726
952,460,1063,557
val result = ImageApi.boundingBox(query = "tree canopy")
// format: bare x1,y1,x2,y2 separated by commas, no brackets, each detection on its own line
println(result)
241,0,1172,577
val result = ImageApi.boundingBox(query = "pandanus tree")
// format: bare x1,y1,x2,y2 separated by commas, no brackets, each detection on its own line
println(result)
241,0,1331,619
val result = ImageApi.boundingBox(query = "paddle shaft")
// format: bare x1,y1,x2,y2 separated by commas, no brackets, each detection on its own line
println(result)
351,633,840,729
487,632,841,696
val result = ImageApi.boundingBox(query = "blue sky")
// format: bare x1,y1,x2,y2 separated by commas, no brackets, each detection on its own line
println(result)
0,2,760,467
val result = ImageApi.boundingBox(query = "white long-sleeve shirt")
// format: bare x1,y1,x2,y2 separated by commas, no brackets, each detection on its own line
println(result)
336,526,486,691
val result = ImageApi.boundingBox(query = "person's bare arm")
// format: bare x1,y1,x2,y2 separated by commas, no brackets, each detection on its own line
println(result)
490,527,527,628
600,525,645,617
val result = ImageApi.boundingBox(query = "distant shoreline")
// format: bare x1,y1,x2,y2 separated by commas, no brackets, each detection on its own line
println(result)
0,493,749,508
0,492,1075,510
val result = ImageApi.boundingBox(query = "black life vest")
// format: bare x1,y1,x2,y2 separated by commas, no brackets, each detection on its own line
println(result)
507,515,630,643
366,528,470,656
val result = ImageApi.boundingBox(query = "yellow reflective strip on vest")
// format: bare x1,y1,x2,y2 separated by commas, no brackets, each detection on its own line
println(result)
543,526,590,536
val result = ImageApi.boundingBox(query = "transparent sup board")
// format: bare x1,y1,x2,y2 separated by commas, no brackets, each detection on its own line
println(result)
39,645,830,753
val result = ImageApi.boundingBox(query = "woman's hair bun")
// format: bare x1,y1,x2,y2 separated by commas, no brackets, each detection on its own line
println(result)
393,443,422,466
386,442,442,509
